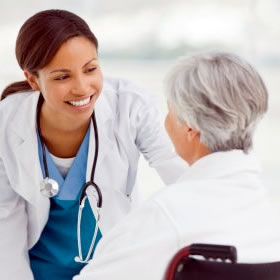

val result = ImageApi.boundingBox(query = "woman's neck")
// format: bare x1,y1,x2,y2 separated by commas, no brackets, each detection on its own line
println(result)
39,106,91,158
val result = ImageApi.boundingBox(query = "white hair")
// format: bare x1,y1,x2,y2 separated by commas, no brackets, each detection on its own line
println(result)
165,52,268,153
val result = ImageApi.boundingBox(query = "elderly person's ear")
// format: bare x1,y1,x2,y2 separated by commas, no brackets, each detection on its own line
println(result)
186,127,199,142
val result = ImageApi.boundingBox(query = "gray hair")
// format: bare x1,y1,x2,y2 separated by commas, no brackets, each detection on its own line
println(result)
165,52,268,153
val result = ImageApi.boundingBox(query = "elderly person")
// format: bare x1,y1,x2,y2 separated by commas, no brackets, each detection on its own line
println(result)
74,52,280,280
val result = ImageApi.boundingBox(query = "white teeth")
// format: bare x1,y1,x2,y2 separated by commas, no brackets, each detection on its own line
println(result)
68,97,91,107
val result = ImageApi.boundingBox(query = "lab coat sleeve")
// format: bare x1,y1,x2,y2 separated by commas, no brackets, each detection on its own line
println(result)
73,200,179,280
134,94,188,184
0,158,33,280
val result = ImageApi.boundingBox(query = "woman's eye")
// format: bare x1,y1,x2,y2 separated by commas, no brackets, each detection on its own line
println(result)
87,67,96,73
54,75,69,81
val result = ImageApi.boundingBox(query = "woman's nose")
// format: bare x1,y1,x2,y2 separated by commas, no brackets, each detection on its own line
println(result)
72,75,91,96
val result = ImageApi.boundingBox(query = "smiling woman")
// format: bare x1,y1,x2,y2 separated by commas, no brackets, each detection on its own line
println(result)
25,36,103,158
0,9,187,280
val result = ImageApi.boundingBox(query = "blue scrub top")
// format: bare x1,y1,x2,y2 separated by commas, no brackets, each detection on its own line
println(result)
29,128,102,280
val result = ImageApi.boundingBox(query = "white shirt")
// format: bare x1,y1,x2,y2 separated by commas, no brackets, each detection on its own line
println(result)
50,154,75,178
75,150,280,280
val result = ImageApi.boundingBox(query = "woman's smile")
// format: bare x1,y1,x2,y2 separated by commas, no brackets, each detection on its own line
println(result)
65,93,98,111
67,96,91,107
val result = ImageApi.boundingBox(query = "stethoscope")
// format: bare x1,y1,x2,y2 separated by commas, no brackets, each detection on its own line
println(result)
36,95,103,263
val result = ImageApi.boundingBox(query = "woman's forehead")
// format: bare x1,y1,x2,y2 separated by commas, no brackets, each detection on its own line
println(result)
44,37,98,71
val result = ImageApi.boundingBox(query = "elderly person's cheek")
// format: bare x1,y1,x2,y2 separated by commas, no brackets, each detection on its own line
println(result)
165,112,182,152
164,113,174,140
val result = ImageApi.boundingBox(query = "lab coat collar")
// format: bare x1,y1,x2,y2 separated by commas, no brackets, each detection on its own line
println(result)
177,150,261,183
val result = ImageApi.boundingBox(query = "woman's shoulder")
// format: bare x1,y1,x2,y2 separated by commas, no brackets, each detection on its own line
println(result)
0,91,38,129
0,91,35,109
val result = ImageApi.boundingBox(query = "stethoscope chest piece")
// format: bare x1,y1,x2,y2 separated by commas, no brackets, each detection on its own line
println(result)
40,177,59,198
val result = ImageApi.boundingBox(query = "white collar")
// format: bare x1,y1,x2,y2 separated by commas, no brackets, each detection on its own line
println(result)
177,150,261,183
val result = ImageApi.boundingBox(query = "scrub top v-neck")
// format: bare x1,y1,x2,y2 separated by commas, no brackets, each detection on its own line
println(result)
29,128,102,280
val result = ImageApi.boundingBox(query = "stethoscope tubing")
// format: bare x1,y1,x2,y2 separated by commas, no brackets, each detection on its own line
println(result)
37,96,50,178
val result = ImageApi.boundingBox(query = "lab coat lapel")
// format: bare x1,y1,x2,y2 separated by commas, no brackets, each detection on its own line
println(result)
86,93,114,183
85,91,128,233
9,93,47,206
13,131,45,204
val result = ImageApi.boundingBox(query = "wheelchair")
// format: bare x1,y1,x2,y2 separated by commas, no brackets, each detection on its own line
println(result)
165,243,280,280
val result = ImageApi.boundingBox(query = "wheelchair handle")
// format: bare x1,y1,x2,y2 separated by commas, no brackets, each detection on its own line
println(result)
189,243,237,263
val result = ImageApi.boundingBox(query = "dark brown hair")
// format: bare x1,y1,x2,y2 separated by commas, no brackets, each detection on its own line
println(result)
1,9,98,100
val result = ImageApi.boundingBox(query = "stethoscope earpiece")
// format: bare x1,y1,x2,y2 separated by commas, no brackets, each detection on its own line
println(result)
74,256,84,263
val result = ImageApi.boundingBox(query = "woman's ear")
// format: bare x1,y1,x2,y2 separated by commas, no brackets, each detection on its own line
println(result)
24,71,40,91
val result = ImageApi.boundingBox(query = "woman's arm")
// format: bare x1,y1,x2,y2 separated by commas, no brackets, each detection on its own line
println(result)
133,93,188,185
0,158,33,280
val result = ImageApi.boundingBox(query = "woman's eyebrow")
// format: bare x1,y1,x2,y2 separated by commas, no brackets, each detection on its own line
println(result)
50,68,70,74
83,57,97,67
50,58,98,74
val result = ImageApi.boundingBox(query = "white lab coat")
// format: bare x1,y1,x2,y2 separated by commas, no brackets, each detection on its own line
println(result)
0,77,186,280
75,150,280,280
